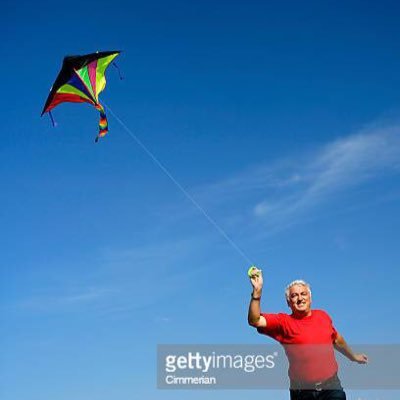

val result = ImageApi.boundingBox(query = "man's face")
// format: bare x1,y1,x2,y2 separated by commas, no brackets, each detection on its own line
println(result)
287,284,312,315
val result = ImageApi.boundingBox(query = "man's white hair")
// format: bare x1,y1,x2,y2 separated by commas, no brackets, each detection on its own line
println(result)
285,279,312,301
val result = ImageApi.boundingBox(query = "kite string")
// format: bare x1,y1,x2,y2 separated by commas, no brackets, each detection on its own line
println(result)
103,102,254,266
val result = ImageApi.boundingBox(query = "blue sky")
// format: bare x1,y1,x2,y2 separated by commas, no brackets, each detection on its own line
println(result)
1,1,400,399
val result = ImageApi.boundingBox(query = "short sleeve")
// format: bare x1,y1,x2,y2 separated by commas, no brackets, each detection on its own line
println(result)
331,322,338,342
319,310,338,343
257,313,285,342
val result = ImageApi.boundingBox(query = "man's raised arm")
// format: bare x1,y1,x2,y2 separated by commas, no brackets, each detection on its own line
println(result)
248,268,267,328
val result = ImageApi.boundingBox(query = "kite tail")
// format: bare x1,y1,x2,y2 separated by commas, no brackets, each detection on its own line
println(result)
95,103,108,143
49,111,57,127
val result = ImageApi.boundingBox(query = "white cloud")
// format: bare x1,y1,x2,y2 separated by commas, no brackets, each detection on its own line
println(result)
14,286,118,313
193,123,400,231
253,200,272,217
8,236,215,316
264,125,400,217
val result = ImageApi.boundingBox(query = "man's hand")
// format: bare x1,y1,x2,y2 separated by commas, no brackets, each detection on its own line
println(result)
249,267,263,295
352,353,368,364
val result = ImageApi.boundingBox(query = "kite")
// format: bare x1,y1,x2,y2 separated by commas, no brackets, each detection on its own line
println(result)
41,50,121,142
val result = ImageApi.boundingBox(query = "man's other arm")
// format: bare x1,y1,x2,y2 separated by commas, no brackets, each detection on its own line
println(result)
334,332,368,364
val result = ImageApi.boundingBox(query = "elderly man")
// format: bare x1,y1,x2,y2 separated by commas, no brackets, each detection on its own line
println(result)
248,269,367,399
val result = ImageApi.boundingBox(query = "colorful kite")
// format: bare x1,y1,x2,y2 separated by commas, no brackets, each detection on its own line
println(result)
41,51,121,142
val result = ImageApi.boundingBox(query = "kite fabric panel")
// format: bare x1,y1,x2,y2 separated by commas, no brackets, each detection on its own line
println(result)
41,50,121,142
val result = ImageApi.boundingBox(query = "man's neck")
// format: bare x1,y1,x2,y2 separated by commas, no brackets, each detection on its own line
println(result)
292,309,312,318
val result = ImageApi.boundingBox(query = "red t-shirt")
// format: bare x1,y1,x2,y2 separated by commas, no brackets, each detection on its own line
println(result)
257,309,338,382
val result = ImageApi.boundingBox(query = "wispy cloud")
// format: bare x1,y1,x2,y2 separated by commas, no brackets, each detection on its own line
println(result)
10,237,214,316
289,126,400,207
192,122,400,233
14,286,119,313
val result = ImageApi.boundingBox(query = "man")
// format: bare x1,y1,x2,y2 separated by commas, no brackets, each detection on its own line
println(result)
248,269,367,399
